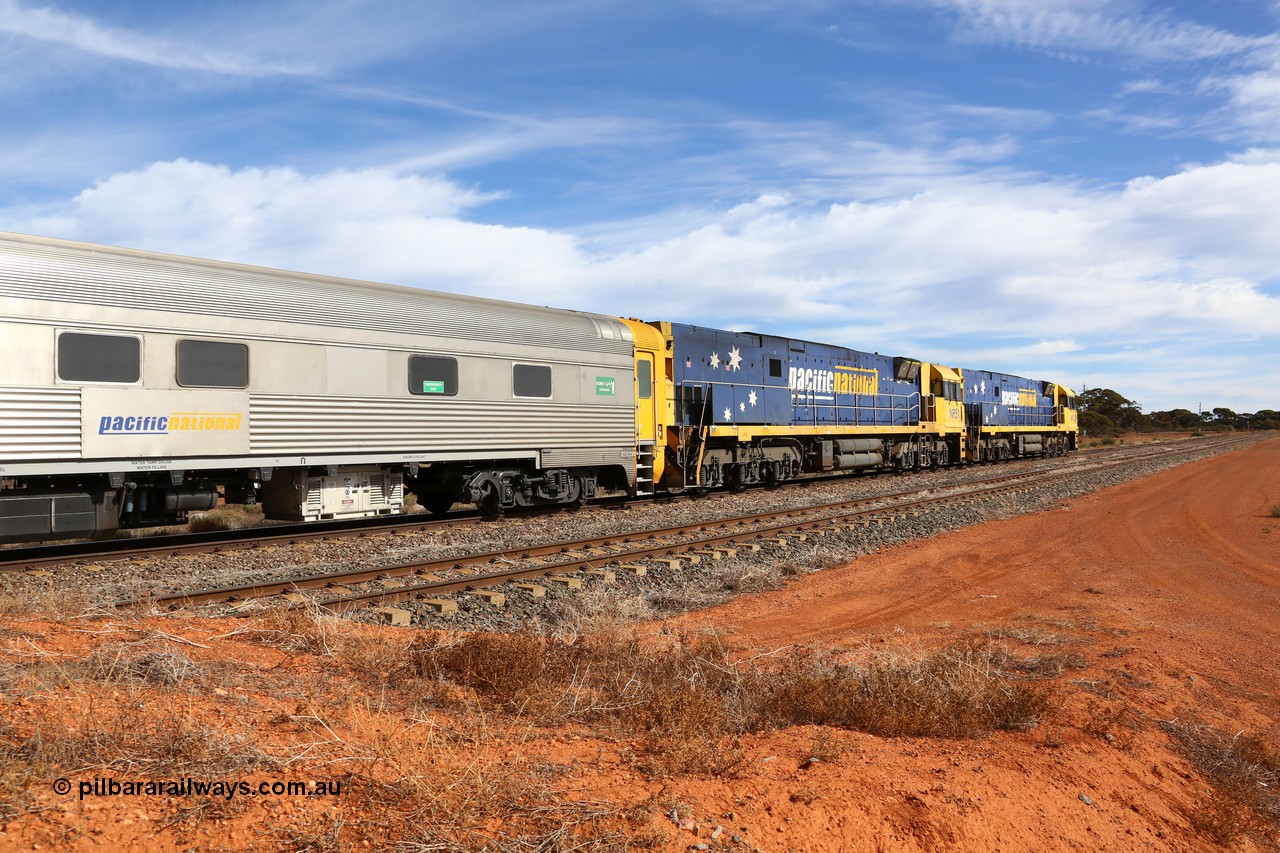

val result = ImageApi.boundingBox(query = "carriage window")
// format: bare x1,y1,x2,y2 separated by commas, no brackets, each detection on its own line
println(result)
636,359,652,399
177,339,248,388
769,358,783,378
57,332,140,383
409,355,458,396
513,363,552,398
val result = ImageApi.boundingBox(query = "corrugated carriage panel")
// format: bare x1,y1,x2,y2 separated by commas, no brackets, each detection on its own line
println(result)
249,395,634,461
0,387,81,460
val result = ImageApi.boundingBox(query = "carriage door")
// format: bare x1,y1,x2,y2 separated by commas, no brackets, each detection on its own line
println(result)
635,353,656,441
634,352,659,494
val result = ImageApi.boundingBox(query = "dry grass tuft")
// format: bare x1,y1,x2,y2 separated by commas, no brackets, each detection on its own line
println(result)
0,576,98,619
321,713,640,850
984,624,1080,647
1163,721,1280,846
187,504,265,533
0,690,271,821
86,646,200,686
408,631,1056,777
745,641,1052,738
1079,700,1145,749
243,602,346,655
998,651,1090,678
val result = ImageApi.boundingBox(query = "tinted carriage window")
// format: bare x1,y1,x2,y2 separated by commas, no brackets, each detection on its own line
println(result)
513,364,552,398
409,355,458,396
177,339,249,388
637,359,652,399
57,333,140,383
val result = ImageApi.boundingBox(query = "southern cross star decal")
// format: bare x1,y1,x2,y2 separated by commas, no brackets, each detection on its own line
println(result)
708,352,721,369
748,390,758,407
727,346,742,371
739,402,745,412
722,406,732,421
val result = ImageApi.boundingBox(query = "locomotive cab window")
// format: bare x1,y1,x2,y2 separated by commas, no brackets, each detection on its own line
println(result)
513,363,552,398
409,355,458,396
769,358,783,378
57,332,140,383
177,339,249,388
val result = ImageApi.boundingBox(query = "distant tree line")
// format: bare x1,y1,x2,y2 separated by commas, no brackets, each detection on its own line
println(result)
1077,388,1280,436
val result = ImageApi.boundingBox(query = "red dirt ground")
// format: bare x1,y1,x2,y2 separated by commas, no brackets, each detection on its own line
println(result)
2,437,1278,851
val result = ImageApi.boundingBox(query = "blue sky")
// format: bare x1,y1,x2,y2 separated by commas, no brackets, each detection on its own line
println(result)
2,0,1278,414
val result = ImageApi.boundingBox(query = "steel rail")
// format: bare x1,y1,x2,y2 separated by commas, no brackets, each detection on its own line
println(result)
9,436,1232,573
118,436,1248,611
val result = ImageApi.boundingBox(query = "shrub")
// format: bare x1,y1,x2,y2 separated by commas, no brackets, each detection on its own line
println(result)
1163,721,1280,845
408,631,1057,775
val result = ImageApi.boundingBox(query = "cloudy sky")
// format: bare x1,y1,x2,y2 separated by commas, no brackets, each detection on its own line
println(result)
3,0,1278,413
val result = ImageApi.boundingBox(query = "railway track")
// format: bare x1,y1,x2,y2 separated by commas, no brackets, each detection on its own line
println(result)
117,435,1254,616
0,436,1234,574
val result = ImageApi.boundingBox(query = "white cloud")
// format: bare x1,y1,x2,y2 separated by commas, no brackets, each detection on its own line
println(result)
0,0,311,76
1204,61,1280,141
4,153,1280,411
9,160,593,303
928,0,1268,63
920,0,1280,144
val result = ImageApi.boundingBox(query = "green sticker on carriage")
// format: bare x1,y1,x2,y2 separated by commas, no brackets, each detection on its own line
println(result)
595,377,615,395
422,381,446,394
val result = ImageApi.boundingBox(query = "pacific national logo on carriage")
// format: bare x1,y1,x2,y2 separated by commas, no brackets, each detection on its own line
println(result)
98,412,244,435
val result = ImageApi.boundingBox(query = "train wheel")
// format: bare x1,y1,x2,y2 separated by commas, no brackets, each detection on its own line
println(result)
761,463,779,490
422,493,454,517
476,485,504,516
726,466,746,492
567,477,589,510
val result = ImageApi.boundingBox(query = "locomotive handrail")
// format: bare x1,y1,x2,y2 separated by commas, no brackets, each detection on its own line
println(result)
965,401,1058,428
809,391,921,428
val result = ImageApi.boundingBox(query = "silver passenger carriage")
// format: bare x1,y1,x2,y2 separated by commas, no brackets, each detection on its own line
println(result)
0,232,637,542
